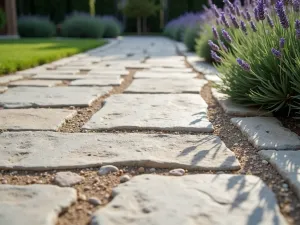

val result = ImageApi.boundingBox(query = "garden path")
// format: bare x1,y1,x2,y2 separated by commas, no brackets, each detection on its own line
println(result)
0,37,291,225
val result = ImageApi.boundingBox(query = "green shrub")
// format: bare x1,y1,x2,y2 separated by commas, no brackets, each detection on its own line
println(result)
101,16,122,38
196,25,214,62
18,16,56,37
184,25,199,52
61,13,104,38
0,8,6,30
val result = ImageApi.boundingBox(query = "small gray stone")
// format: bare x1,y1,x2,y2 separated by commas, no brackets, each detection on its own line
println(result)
90,174,287,225
98,165,119,175
232,117,300,150
120,175,131,183
53,171,84,187
149,168,156,173
89,197,102,206
262,160,268,165
0,184,77,225
169,168,185,176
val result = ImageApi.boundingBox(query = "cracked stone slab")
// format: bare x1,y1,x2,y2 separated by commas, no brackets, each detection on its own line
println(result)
32,74,88,80
0,132,239,170
212,89,272,116
0,184,77,225
124,79,207,94
8,79,63,87
83,94,213,132
231,117,300,150
133,71,197,79
0,87,110,108
149,67,193,73
0,75,23,85
0,86,8,93
0,109,77,131
91,174,286,225
70,78,122,87
259,150,300,199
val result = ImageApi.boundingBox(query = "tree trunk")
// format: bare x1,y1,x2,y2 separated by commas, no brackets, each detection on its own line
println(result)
137,17,141,35
143,17,147,33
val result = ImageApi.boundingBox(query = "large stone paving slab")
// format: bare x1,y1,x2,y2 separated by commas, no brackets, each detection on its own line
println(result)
0,75,23,85
41,70,79,75
32,74,88,80
212,89,272,116
124,79,207,94
0,86,8,93
0,109,77,131
0,87,110,108
91,174,287,225
259,150,300,199
88,70,129,76
83,94,213,132
70,78,122,86
0,132,239,170
133,71,197,79
149,67,193,73
8,79,63,87
0,184,77,225
231,117,300,150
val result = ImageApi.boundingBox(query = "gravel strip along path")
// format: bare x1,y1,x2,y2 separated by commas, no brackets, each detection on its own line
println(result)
0,37,298,225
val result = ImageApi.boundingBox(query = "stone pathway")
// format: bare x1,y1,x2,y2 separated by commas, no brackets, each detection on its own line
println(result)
0,37,295,225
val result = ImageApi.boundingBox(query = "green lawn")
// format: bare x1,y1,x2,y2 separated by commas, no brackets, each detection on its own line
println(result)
0,38,107,75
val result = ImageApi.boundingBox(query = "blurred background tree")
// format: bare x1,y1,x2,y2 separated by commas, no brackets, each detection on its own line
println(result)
89,0,95,16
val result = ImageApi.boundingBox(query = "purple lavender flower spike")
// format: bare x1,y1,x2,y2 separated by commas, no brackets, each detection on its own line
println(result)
245,0,250,6
279,38,285,49
211,50,222,62
237,58,251,71
240,20,248,34
250,21,257,32
245,9,251,21
242,11,247,20
235,5,241,16
275,0,289,29
296,29,300,39
208,40,220,51
254,8,259,21
257,0,266,20
267,14,274,28
221,12,230,28
293,0,300,11
224,0,236,14
208,0,213,6
212,4,220,18
212,27,220,39
295,19,300,29
222,29,233,43
230,14,240,28
234,0,241,6
271,48,282,58
220,41,228,52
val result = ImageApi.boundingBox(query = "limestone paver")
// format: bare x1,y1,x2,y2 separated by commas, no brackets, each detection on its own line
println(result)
88,70,129,76
43,70,79,74
0,109,77,131
212,89,272,116
231,117,300,150
8,79,63,87
0,184,77,225
133,71,197,79
259,150,300,199
124,79,207,94
0,87,110,108
91,174,287,225
0,86,8,93
32,74,88,80
186,56,218,74
83,94,213,132
0,132,239,170
204,74,222,83
0,75,23,85
149,67,193,73
70,78,122,87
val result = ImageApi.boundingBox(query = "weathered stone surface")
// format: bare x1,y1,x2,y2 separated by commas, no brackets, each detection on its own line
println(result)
259,150,300,199
91,174,287,225
125,63,150,69
186,56,218,75
70,78,122,87
8,79,63,87
0,109,76,131
120,175,131,183
204,74,222,83
88,70,128,76
0,75,23,85
231,117,300,150
124,79,207,94
0,87,110,108
89,197,102,206
83,94,213,132
40,70,79,75
169,168,185,176
53,172,84,187
212,89,272,116
133,71,197,79
98,165,119,175
0,184,77,225
32,74,88,80
0,86,8,93
149,67,193,73
0,132,239,171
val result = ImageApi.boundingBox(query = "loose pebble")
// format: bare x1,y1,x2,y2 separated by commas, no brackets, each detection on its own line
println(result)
78,193,87,201
88,197,102,206
138,167,145,173
120,175,131,183
169,168,185,176
216,171,225,174
53,171,84,187
149,168,156,173
262,160,268,165
282,183,289,189
98,165,119,176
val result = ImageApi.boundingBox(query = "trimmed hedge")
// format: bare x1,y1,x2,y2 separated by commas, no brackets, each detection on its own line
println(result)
18,16,56,37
